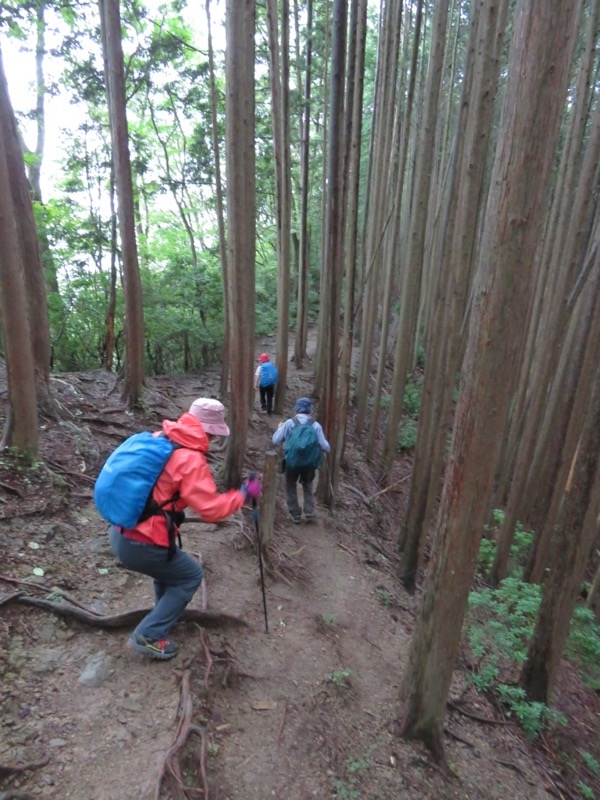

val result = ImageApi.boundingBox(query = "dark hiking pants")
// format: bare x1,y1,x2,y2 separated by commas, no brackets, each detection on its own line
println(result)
259,384,275,414
285,467,316,519
110,526,203,641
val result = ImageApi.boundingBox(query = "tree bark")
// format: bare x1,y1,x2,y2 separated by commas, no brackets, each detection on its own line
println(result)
0,47,54,415
399,0,577,760
0,54,39,459
521,362,600,702
224,0,256,487
99,0,145,407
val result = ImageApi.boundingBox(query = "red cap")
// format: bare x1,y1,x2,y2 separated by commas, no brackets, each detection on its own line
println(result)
257,353,270,363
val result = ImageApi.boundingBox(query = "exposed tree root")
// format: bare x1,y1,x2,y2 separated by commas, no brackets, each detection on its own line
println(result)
4,594,247,630
155,630,238,799
448,700,512,725
0,756,49,777
155,670,209,800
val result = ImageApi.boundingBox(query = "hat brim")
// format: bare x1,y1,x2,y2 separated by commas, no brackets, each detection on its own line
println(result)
203,422,230,436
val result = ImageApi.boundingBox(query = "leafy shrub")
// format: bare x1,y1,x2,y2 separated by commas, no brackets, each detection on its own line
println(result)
565,606,600,691
398,418,418,450
477,509,534,579
403,378,422,418
465,577,568,739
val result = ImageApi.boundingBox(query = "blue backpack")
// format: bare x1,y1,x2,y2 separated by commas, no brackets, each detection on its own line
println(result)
285,418,322,471
94,432,181,537
259,362,278,387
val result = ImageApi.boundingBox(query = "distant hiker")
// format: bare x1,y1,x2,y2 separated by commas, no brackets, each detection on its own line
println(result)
254,353,278,415
107,398,261,660
272,397,330,524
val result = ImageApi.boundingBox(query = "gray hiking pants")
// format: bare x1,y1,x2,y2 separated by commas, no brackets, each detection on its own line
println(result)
109,526,203,640
285,467,316,519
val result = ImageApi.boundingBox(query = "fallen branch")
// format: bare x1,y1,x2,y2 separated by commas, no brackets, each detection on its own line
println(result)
8,595,247,630
340,482,371,506
45,461,95,484
366,474,410,501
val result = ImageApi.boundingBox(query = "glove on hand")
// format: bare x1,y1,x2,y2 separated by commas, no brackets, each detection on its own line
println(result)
243,475,262,500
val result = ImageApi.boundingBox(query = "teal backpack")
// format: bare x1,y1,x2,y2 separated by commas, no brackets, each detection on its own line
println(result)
285,418,322,471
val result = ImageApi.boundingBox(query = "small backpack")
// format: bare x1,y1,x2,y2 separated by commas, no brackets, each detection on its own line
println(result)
284,418,322,471
94,432,181,554
259,362,278,387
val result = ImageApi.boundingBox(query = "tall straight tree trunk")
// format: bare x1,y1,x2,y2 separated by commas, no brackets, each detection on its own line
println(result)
206,0,230,399
492,98,600,584
354,0,402,436
335,0,368,467
521,361,600,703
266,0,292,415
294,0,313,369
366,0,423,459
399,0,509,591
224,0,256,487
0,48,54,414
0,71,39,460
105,172,118,371
380,0,450,481
99,0,144,407
399,0,577,761
317,0,347,507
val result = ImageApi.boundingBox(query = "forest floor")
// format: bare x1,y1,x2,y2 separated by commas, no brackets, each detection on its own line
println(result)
0,334,599,800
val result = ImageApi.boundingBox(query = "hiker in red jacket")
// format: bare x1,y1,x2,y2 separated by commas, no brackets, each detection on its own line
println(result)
109,398,261,660
254,353,278,415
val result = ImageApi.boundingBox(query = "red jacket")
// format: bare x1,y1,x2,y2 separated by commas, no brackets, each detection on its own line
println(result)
124,413,245,547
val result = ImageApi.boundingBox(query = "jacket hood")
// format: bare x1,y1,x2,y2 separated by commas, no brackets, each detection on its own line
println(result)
162,413,210,451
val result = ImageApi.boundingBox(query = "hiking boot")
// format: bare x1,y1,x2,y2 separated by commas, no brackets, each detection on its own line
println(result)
290,515,301,524
305,513,315,522
127,634,178,660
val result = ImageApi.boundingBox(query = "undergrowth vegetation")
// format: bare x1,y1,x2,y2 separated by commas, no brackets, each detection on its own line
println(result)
465,510,600,749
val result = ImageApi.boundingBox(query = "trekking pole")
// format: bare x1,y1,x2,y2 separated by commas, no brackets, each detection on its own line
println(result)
248,474,269,634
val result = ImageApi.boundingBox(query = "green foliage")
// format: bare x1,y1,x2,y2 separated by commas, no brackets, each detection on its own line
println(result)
332,778,359,800
466,577,567,738
403,377,422,418
577,782,595,800
325,668,354,690
565,606,600,691
477,509,534,579
333,742,378,799
398,418,418,451
468,577,542,665
582,751,600,776
378,588,393,607
382,374,423,451
320,613,336,626
496,685,566,739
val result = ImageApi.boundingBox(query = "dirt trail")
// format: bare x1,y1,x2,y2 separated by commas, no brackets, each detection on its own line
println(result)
0,338,565,799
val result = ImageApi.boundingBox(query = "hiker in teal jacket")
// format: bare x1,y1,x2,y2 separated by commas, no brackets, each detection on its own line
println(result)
272,397,330,524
